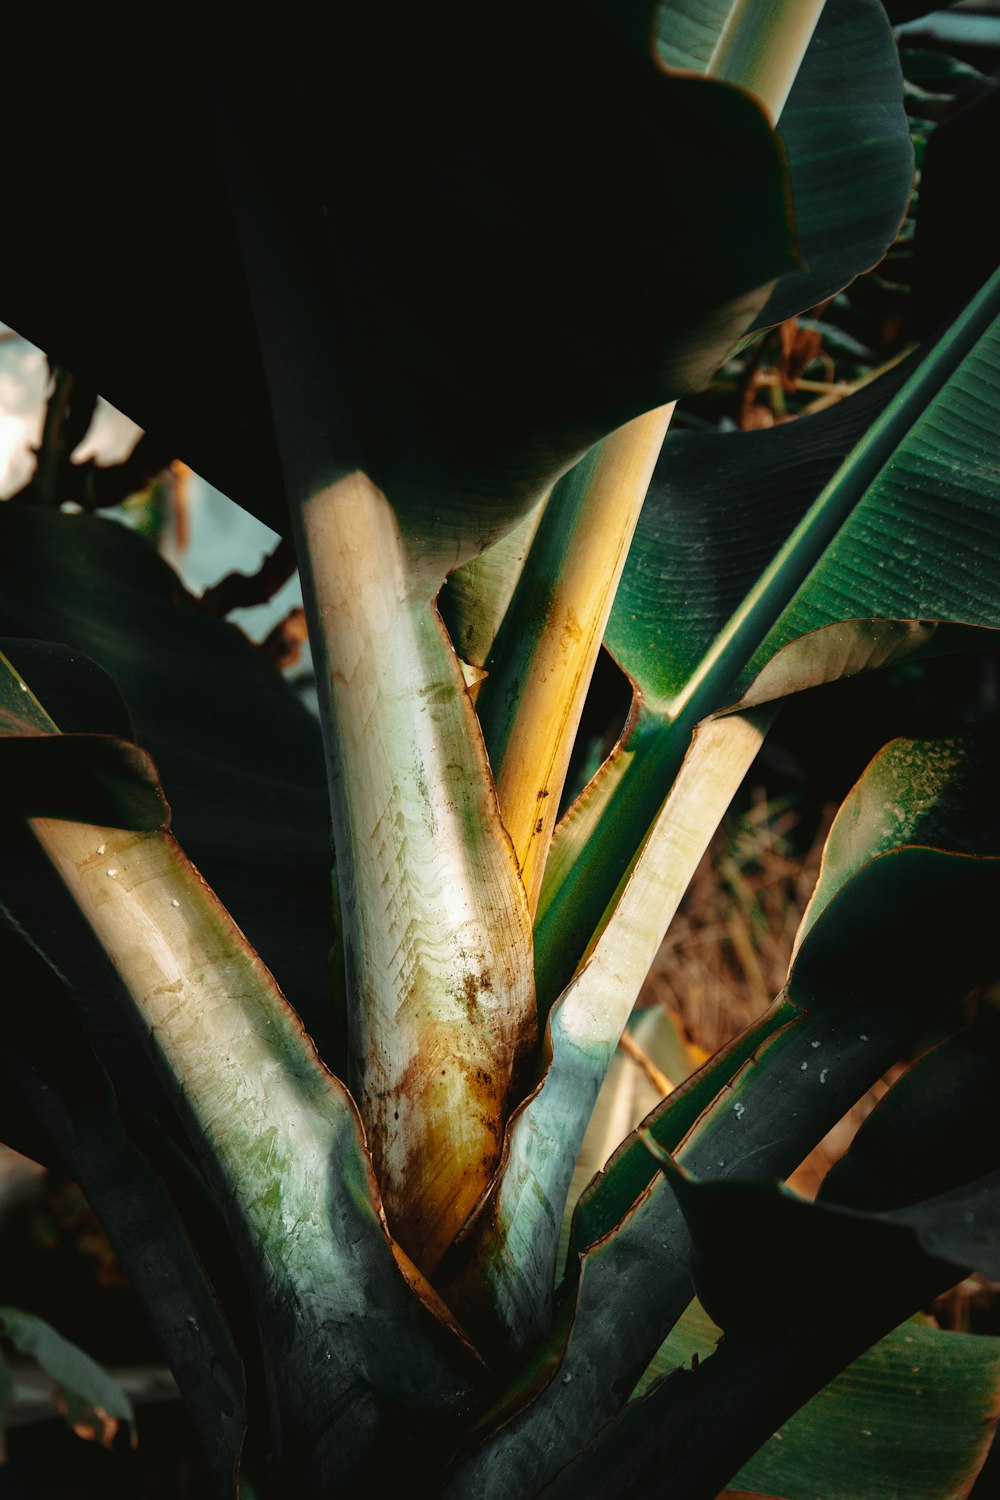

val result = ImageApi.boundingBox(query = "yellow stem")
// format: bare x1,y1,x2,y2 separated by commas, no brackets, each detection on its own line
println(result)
498,404,674,915
489,4,826,916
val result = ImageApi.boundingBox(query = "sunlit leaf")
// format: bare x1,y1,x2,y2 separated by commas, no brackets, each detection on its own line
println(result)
537,274,1000,1011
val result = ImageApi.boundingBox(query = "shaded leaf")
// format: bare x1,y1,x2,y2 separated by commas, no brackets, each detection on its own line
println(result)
641,1302,1000,1500
537,273,1000,1011
440,0,913,694
0,926,248,1493
0,1350,10,1462
0,1306,135,1450
652,1159,958,1343
0,645,168,830
735,1318,1000,1500
823,1012,1000,1214
451,731,1000,1496
914,82,1000,333
536,1159,973,1500
657,0,914,328
5,9,794,535
0,509,339,1068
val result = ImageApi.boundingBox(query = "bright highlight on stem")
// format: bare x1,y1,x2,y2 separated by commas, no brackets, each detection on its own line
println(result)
478,0,827,922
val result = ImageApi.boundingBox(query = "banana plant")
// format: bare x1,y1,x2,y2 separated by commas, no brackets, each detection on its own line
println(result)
2,2,1000,1495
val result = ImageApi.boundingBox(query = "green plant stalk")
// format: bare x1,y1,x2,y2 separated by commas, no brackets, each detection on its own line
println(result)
478,405,674,915
220,140,538,1275
24,809,477,1485
475,0,822,921
439,709,773,1351
294,471,536,1272
445,972,975,1498
535,268,1000,1008
708,0,827,122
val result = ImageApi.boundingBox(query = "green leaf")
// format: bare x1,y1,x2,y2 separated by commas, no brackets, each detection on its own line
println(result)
734,1319,1000,1500
737,313,1000,704
567,996,801,1260
2,659,481,1490
533,1160,973,1500
537,272,1000,1012
604,357,916,711
0,644,168,831
641,1300,1000,1500
796,731,1000,953
752,0,913,326
0,508,339,1069
657,0,915,329
824,1013,1000,1215
451,732,1000,1497
0,1306,135,1449
0,926,248,1493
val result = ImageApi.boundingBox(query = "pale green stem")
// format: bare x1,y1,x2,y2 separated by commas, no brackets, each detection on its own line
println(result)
481,0,825,918
26,812,476,1480
440,710,774,1349
708,0,827,122
297,470,536,1272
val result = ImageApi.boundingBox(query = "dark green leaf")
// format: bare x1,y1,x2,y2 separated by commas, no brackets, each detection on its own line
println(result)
5,9,794,536
537,276,1000,1011
0,508,340,1068
535,1163,973,1500
455,732,1000,1497
755,0,914,326
655,0,913,328
641,1299,1000,1500
823,1013,1000,1214
735,1317,1000,1500
0,1349,11,1461
605,357,916,710
738,308,1000,701
0,927,248,1492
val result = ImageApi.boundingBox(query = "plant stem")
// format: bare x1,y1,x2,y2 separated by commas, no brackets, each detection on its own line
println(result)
220,135,537,1273
477,0,825,921
296,470,536,1271
25,811,477,1483
708,0,828,123
478,405,673,916
536,265,1000,1009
